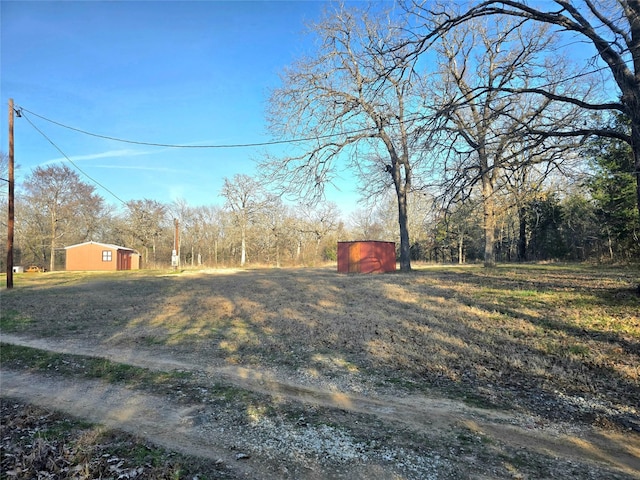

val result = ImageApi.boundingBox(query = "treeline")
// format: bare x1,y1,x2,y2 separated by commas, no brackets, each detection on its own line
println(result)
0,131,637,271
410,189,637,264
410,132,639,264
371,125,633,264
0,167,345,270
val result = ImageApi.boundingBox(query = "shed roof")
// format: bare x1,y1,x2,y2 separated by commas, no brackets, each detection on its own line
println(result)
64,241,137,252
337,240,395,244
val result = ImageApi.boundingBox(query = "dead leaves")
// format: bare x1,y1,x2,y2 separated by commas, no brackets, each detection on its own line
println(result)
1,400,229,479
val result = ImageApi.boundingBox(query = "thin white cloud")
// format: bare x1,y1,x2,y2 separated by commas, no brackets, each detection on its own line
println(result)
92,164,186,173
42,149,152,165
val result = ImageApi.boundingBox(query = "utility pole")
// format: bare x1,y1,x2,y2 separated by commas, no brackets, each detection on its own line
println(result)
172,218,180,270
6,99,15,289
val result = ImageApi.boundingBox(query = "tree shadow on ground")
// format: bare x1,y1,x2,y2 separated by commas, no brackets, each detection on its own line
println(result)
2,266,638,434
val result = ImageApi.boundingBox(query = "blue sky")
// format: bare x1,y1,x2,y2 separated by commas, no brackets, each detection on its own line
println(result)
1,0,363,214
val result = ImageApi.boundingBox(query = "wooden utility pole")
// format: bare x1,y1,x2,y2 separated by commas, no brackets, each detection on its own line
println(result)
6,99,15,289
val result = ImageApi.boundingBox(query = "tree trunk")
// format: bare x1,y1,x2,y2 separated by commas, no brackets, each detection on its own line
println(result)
389,156,411,272
314,236,321,262
482,173,496,268
607,227,614,261
240,227,247,266
49,211,56,272
632,121,640,220
517,206,527,262
397,189,411,271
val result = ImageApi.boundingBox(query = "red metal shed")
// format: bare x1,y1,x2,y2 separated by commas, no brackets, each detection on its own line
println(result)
337,241,396,274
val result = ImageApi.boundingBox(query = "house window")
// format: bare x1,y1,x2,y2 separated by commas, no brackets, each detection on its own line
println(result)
102,250,112,262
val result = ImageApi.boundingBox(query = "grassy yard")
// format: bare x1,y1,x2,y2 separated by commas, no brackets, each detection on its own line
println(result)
2,264,638,431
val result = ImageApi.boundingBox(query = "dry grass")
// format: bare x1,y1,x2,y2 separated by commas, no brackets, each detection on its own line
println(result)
2,264,639,430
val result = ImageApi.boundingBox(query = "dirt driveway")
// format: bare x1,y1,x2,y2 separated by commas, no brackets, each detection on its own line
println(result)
2,333,638,479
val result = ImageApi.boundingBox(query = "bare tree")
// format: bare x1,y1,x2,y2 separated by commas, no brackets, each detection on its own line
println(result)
220,174,266,267
263,4,432,271
197,205,225,266
298,202,341,262
348,207,387,241
187,204,219,267
124,199,168,266
23,164,105,271
427,16,586,266
411,0,640,221
500,148,578,261
171,198,206,267
255,195,293,267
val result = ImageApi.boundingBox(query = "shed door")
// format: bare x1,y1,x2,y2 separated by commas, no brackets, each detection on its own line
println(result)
118,252,131,270
348,242,361,273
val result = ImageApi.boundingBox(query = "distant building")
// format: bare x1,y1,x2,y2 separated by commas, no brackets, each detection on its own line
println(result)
65,241,141,271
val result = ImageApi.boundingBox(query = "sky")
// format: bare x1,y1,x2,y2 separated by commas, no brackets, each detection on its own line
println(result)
0,0,364,215
0,0,617,222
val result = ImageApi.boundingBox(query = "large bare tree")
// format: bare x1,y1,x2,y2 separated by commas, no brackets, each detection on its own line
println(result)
427,16,586,266
411,0,640,222
263,4,431,271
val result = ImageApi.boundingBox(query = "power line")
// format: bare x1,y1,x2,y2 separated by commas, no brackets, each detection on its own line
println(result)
16,54,628,150
17,106,370,149
20,112,129,206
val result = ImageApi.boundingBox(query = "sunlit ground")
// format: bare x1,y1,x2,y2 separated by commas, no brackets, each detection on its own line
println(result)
2,264,638,429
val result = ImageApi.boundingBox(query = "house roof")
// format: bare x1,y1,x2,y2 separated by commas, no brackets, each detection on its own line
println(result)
64,241,138,252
